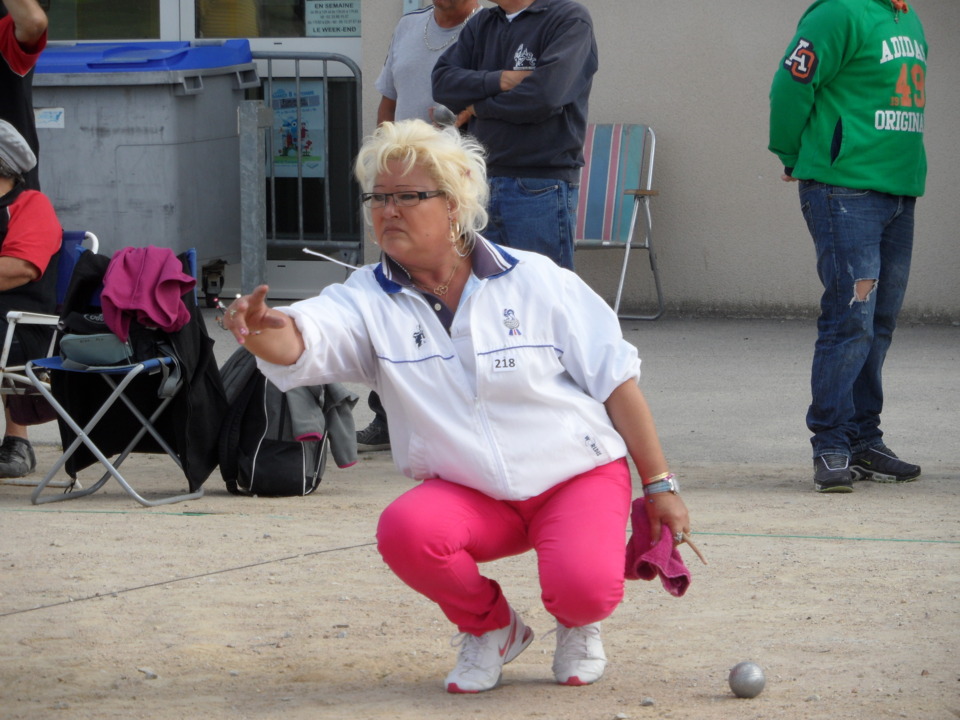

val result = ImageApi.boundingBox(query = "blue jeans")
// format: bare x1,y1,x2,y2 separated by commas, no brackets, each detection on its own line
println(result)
798,181,916,459
483,176,578,270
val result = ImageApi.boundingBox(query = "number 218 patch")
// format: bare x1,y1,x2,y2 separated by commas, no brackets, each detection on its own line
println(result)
492,356,518,372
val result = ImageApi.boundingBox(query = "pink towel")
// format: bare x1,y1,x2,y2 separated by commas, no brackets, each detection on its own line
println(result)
624,497,691,597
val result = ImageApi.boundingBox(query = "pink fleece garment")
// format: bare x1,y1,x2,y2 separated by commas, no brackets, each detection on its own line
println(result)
101,246,196,342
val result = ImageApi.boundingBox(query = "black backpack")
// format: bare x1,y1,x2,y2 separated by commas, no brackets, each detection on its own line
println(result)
218,348,329,496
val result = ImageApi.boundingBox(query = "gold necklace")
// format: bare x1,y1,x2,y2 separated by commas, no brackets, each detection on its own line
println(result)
419,260,461,296
422,8,478,53
396,258,461,297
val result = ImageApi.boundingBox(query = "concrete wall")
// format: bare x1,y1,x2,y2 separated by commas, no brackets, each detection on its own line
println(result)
359,1,960,321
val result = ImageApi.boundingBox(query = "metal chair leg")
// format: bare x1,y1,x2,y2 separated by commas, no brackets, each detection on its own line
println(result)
616,196,664,321
26,362,203,507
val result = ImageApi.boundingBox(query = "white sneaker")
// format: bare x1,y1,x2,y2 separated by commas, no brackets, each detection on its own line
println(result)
445,608,534,693
552,621,607,686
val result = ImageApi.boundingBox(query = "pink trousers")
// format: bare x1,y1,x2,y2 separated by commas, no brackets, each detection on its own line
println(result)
376,459,632,635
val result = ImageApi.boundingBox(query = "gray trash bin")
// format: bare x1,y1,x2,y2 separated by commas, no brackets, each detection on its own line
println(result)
33,40,260,263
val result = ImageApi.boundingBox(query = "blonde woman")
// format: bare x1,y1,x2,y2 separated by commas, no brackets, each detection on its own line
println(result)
223,119,690,694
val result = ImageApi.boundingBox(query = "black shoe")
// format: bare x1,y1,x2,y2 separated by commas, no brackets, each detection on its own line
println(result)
851,445,920,483
0,436,37,478
356,419,390,452
813,454,853,493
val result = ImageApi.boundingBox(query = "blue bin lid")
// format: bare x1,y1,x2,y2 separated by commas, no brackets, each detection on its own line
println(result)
37,39,252,74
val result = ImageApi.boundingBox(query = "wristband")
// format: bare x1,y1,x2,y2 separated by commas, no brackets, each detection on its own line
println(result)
642,471,673,487
642,473,679,496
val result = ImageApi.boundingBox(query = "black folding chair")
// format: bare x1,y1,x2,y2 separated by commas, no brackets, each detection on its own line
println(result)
26,248,224,506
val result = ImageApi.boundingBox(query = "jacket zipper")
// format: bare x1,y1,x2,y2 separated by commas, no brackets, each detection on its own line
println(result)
475,397,511,496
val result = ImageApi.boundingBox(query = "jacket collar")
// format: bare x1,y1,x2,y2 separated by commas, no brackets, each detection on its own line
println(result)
491,0,549,19
374,234,519,294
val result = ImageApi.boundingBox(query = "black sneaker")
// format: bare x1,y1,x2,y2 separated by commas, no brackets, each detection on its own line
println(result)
813,454,853,493
0,436,37,478
356,418,390,452
851,445,920,483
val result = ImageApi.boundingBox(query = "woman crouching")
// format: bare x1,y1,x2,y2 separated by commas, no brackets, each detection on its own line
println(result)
223,119,691,693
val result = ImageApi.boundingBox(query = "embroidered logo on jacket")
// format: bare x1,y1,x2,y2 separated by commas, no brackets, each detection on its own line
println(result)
502,309,522,336
784,38,817,83
413,324,426,348
513,44,536,70
583,434,602,457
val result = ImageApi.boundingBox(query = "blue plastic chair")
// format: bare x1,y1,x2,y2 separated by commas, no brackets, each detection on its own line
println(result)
0,231,99,388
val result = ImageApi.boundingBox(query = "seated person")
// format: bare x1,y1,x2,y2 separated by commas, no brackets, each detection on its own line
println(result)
0,118,61,477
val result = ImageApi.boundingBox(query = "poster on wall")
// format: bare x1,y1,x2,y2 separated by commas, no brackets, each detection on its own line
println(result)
305,1,361,38
270,80,326,178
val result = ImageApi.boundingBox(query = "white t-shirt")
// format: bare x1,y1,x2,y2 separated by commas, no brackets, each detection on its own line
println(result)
375,7,468,122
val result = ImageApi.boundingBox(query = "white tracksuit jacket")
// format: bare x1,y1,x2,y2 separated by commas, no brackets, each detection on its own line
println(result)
257,238,640,501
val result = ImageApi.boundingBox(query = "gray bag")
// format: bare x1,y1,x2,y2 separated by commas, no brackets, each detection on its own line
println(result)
59,332,133,368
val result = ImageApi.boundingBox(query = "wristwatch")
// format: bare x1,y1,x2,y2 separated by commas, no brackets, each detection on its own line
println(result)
642,474,680,496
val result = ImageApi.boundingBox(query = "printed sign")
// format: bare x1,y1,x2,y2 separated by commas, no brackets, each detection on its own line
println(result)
305,1,361,38
271,81,326,178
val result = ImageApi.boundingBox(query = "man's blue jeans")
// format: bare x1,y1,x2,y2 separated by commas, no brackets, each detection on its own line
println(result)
483,176,578,270
798,181,916,459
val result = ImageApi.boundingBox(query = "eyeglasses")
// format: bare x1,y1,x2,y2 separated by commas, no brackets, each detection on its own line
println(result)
360,190,445,208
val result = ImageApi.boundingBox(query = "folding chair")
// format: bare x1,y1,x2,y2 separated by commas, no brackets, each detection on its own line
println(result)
26,247,222,506
0,230,98,488
575,123,664,320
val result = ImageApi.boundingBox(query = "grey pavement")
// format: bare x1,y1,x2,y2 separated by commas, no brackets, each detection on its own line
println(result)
24,312,960,480
615,317,959,472
3,314,958,720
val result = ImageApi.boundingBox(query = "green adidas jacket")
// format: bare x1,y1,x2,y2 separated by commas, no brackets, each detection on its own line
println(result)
769,0,927,197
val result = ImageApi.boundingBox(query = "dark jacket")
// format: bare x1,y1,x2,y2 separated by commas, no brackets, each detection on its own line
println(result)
432,0,598,183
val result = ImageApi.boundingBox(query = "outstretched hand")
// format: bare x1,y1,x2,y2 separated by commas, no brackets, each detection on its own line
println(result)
221,285,306,367
222,285,286,345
